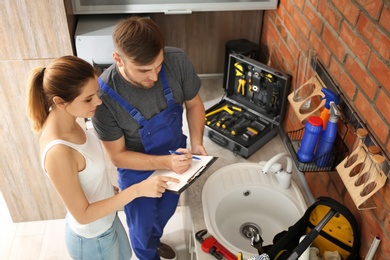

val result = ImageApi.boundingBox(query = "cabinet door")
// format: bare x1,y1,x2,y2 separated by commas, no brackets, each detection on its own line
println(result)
151,11,263,74
0,0,73,60
0,60,67,222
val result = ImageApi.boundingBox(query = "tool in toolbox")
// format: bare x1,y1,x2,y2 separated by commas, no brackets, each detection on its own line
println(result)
196,229,237,260
235,62,246,96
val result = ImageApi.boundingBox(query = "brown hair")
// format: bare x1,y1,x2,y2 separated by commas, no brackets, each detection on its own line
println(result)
26,56,97,132
113,16,164,65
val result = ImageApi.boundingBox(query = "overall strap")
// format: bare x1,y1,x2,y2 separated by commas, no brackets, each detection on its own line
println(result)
98,78,145,124
98,65,173,125
159,66,175,107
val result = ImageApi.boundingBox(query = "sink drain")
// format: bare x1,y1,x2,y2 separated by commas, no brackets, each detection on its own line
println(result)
240,222,262,239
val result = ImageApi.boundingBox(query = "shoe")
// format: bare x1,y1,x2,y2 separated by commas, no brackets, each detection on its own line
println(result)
157,242,177,260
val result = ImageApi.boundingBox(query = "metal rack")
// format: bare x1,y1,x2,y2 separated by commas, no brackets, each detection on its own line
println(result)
282,59,389,177
284,127,348,172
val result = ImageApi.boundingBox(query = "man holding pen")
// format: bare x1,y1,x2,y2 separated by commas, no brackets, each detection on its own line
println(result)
92,16,207,260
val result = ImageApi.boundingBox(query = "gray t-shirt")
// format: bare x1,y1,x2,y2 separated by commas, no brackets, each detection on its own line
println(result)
92,47,201,152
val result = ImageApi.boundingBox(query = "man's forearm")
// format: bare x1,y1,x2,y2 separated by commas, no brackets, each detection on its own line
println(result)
108,148,171,171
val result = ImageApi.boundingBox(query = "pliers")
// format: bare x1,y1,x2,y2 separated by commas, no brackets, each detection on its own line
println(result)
237,78,246,95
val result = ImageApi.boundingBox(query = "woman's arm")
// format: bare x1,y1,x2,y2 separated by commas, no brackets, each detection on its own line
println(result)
44,145,178,224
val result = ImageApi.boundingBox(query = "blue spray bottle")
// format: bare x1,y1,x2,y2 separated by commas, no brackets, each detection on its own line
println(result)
315,101,341,167
319,88,339,130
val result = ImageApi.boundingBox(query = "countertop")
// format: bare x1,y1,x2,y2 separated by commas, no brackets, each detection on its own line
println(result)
185,132,315,259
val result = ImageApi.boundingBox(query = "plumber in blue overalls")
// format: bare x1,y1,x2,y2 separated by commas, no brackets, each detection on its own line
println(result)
92,17,207,260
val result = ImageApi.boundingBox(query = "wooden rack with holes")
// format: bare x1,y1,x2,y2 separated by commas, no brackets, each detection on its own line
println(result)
336,143,387,210
287,75,327,123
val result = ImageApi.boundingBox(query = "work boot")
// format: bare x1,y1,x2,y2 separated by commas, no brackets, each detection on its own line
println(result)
157,242,177,260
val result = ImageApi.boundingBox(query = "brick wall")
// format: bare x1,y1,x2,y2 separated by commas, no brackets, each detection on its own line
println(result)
258,0,390,259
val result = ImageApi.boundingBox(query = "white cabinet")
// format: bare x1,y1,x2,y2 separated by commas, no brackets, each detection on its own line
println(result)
71,0,277,14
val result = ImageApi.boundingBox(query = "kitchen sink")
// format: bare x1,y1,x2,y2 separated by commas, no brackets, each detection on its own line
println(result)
202,162,307,258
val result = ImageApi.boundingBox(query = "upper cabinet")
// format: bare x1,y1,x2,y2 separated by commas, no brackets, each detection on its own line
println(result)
71,0,278,14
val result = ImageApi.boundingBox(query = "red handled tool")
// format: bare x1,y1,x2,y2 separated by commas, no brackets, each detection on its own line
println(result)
196,229,237,260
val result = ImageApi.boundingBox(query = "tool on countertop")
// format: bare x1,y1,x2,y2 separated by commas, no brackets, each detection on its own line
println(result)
196,229,237,260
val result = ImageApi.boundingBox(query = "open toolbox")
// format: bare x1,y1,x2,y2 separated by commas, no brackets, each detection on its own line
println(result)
205,54,291,158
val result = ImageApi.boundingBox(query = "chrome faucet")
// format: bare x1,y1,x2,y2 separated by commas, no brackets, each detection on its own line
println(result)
261,153,293,189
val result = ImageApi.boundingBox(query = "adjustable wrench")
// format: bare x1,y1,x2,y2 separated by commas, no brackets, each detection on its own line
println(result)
195,229,237,260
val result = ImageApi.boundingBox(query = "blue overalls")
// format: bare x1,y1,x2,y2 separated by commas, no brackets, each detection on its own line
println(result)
99,66,187,259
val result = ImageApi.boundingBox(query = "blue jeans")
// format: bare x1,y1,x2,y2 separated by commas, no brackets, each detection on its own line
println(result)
65,214,132,260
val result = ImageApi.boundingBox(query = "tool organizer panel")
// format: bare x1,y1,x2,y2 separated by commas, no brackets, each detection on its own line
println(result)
205,54,291,158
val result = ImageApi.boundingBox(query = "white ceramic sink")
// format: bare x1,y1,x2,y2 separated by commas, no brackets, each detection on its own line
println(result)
202,162,307,258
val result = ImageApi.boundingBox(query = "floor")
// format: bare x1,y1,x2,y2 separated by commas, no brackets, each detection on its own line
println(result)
0,190,190,260
0,77,224,260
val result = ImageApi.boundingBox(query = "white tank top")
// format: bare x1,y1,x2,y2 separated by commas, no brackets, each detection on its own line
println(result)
41,130,115,238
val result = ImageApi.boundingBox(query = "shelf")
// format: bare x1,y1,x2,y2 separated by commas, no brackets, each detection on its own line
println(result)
284,127,348,172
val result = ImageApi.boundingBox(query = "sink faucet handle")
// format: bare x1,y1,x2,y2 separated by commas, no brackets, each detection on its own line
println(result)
259,161,282,174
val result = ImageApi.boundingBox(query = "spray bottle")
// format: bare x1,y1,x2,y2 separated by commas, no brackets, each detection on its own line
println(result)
320,88,339,130
315,101,341,167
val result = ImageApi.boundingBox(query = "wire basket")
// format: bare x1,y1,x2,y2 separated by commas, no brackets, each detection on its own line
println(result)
284,127,348,172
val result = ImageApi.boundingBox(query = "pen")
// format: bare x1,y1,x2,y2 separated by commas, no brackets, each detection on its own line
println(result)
169,150,201,161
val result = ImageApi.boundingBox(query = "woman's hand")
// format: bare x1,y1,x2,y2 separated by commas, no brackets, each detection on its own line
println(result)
137,176,180,198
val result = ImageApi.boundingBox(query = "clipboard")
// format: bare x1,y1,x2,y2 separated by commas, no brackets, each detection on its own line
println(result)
148,155,218,194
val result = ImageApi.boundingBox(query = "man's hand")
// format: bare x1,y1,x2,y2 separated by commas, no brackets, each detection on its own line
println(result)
169,148,194,174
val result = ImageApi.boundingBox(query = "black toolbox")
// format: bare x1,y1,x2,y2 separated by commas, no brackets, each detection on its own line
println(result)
205,54,291,158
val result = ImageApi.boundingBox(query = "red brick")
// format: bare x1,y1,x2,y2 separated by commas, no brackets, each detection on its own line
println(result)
329,58,356,99
276,1,285,19
310,173,328,198
275,17,288,43
357,13,390,61
359,221,372,257
266,9,278,24
330,171,346,195
379,182,390,209
318,0,341,31
371,194,386,221
303,4,322,34
309,0,319,8
356,0,384,20
309,32,331,66
376,89,390,124
361,210,383,240
323,25,346,62
355,91,388,143
379,4,390,33
284,10,300,41
293,8,311,39
332,0,360,26
280,0,294,16
340,22,371,65
345,56,378,99
369,53,390,93
296,38,310,56
292,0,304,11
385,213,390,237
319,171,331,186
377,231,390,258
279,42,294,73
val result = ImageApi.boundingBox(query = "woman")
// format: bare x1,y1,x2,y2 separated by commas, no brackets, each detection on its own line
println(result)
26,55,179,260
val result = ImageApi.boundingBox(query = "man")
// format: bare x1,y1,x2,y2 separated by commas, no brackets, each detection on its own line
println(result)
92,16,207,260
